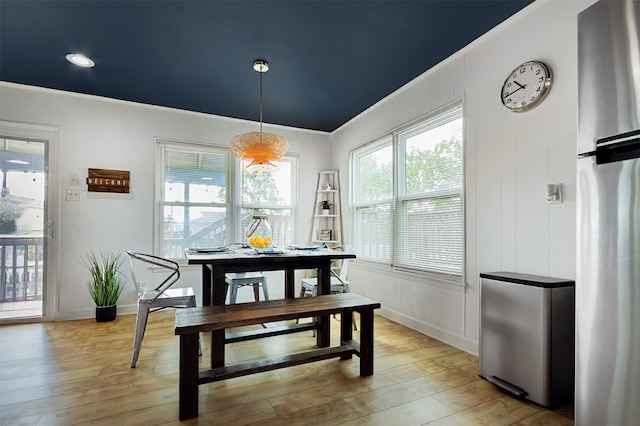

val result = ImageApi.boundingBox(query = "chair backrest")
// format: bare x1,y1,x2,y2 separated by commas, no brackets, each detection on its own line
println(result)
125,251,180,300
331,245,353,283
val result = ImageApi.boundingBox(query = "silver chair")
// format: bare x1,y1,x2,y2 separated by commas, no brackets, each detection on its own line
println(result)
225,272,269,303
300,245,352,297
126,250,200,368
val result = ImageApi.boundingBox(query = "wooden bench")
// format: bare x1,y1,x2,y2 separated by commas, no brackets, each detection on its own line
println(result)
174,292,381,420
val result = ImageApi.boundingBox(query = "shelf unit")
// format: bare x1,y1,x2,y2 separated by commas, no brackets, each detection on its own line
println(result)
310,171,342,248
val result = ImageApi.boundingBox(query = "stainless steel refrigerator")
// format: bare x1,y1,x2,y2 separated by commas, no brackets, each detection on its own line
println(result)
577,1,640,425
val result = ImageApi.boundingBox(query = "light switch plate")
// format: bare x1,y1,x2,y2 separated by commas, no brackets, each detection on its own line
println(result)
546,183,562,204
66,188,81,201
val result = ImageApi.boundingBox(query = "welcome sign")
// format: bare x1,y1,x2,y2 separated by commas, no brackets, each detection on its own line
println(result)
86,168,130,193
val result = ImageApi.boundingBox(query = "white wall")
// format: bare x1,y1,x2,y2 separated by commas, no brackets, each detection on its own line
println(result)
332,0,596,353
0,84,332,319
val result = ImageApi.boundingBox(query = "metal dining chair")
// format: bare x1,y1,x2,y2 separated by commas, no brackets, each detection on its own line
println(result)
126,250,201,368
300,245,353,297
225,272,269,303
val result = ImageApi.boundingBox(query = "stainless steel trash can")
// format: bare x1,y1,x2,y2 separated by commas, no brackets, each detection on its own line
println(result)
479,272,574,408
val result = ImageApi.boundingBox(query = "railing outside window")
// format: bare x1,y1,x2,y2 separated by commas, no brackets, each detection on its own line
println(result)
0,236,43,303
164,213,293,257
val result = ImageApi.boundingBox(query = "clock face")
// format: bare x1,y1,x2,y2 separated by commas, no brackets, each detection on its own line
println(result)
501,61,553,112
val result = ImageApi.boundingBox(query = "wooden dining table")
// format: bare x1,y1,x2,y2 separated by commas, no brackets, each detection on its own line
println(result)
185,246,356,368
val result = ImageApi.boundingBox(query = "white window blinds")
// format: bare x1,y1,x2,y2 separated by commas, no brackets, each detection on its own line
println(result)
351,102,464,279
352,139,393,263
396,105,463,275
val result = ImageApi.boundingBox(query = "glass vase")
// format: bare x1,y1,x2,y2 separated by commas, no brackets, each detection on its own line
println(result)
246,214,273,249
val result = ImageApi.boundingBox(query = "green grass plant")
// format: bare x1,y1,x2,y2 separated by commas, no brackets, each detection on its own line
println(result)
81,251,126,306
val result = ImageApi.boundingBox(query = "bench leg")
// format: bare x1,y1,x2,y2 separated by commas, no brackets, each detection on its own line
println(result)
179,334,199,420
317,314,331,348
316,261,332,348
359,309,374,376
340,311,353,360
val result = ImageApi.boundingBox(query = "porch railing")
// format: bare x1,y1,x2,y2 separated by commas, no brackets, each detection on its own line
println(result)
164,214,293,258
0,236,44,303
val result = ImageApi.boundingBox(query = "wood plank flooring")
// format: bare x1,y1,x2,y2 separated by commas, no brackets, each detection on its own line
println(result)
0,310,574,425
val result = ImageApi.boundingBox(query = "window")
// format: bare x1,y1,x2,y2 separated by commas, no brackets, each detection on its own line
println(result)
156,140,297,258
157,143,231,258
351,102,464,280
240,157,297,247
352,139,393,262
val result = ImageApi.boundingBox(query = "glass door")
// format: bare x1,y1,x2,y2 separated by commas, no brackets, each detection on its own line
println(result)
0,137,46,319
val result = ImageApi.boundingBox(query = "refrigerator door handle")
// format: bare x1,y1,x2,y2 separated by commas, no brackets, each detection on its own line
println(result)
596,129,640,148
595,129,640,165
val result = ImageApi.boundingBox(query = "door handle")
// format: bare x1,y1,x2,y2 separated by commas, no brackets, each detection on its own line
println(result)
44,220,54,239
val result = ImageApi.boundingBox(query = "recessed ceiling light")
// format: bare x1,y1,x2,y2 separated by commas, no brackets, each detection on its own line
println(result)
66,53,95,68
201,177,213,181
8,159,29,165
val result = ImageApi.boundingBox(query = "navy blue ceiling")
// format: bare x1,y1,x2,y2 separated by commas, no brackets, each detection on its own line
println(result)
0,1,534,132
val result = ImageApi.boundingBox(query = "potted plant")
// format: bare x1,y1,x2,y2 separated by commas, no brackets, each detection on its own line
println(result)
81,251,126,322
0,212,17,234
320,200,332,215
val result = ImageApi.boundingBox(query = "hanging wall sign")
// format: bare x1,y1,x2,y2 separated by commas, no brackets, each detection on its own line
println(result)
86,168,130,193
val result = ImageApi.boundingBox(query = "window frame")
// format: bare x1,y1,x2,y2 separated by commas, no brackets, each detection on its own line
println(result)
350,136,394,264
350,101,464,284
155,138,298,260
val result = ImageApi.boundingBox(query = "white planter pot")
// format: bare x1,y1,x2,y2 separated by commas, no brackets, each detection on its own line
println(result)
322,209,330,215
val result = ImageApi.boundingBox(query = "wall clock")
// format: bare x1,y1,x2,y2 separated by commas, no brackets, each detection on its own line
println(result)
501,61,553,112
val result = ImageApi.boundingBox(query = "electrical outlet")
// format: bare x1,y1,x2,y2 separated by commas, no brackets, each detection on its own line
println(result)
69,173,80,186
65,188,81,201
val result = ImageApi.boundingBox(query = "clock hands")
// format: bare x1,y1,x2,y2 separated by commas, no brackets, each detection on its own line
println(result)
505,81,527,97
506,87,524,97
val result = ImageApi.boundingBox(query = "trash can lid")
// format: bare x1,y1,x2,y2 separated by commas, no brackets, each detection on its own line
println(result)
479,271,575,288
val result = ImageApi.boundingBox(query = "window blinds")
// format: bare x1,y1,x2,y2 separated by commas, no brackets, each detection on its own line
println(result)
395,105,463,275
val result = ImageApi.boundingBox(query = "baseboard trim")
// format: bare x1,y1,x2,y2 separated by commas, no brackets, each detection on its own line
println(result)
55,304,137,321
377,306,478,356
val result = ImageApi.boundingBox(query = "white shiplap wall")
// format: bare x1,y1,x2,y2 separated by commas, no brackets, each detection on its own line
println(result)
0,84,332,320
331,0,596,353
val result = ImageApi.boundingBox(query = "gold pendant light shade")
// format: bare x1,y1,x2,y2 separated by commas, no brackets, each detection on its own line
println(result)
229,131,289,170
229,59,289,174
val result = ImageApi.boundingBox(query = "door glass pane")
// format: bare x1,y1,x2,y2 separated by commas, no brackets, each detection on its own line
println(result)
0,138,46,319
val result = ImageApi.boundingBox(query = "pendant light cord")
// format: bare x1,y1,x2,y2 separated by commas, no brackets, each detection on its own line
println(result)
259,70,263,134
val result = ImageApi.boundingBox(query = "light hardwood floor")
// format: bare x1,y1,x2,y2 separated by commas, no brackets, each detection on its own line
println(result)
0,310,574,425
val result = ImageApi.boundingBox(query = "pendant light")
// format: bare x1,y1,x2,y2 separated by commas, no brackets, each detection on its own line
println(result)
229,60,289,175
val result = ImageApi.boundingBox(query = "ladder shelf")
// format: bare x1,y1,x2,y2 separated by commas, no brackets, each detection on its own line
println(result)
310,171,342,249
